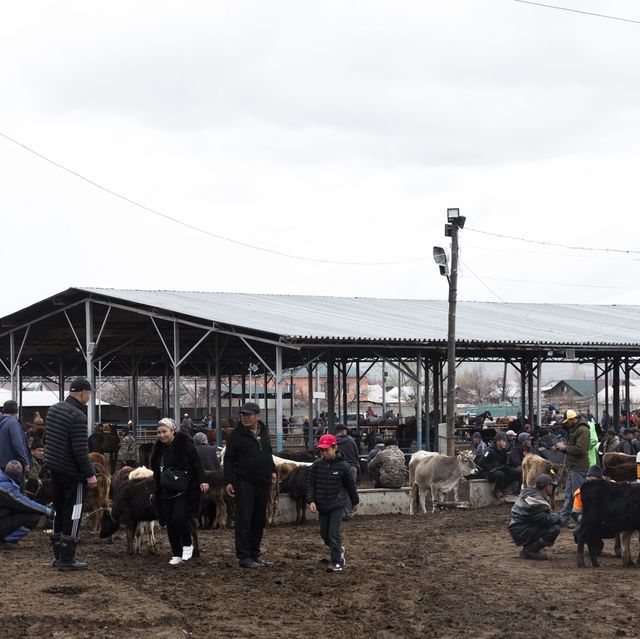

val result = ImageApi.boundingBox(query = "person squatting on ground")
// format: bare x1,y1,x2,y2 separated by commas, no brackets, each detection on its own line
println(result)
307,434,359,572
508,473,561,561
477,432,521,498
335,423,359,520
367,438,407,489
224,402,277,569
150,418,208,566
43,377,97,571
554,409,590,526
0,460,54,548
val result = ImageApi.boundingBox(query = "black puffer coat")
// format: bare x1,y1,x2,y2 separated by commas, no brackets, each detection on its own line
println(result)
223,421,276,486
150,431,205,520
508,486,561,546
306,452,359,513
43,397,94,480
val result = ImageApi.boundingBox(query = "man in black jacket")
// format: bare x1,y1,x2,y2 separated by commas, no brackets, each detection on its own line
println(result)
336,424,359,520
508,474,561,560
224,402,276,569
477,432,522,498
44,378,97,570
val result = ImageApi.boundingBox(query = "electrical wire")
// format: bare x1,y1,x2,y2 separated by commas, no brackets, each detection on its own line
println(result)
465,226,640,255
0,131,429,267
513,0,640,25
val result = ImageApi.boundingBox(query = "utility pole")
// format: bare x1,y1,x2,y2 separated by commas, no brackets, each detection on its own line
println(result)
434,208,466,456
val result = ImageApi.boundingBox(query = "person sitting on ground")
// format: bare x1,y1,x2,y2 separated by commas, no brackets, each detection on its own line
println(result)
471,431,488,460
477,432,522,499
193,431,220,471
367,436,385,487
0,460,54,548
26,439,45,481
367,438,407,489
508,473,561,561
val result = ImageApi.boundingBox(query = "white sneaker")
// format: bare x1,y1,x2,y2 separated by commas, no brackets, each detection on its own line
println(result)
182,545,194,561
169,556,183,566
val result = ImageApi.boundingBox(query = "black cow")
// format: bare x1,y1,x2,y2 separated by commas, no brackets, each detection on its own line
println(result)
577,480,640,568
280,466,309,524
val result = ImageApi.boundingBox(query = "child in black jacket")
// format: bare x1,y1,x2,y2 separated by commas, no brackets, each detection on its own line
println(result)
306,434,359,572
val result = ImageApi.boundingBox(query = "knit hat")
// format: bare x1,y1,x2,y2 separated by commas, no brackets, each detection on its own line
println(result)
30,438,44,450
193,432,208,444
587,466,604,479
517,432,532,446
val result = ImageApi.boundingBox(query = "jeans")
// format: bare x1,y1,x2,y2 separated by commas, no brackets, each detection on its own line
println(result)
560,470,586,524
319,508,344,564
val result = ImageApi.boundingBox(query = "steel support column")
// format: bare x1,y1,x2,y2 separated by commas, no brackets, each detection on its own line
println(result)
416,352,423,450
85,301,95,434
275,345,283,452
327,354,335,434
308,363,314,449
173,322,180,428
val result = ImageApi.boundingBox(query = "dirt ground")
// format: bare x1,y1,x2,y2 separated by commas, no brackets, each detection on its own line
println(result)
3,504,638,639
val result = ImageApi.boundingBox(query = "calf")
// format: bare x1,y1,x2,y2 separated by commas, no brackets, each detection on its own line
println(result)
577,479,640,567
603,452,636,482
200,469,227,529
84,462,111,532
266,462,298,525
280,466,310,524
410,451,478,514
521,454,565,506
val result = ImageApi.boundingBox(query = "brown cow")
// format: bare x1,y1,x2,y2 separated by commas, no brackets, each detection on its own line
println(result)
603,452,636,482
200,470,228,529
84,462,111,532
521,454,566,507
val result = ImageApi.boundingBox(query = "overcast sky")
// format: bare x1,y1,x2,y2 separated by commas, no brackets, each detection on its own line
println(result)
2,1,639,317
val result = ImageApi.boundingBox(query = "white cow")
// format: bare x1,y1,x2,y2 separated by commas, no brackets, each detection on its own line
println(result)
410,450,478,514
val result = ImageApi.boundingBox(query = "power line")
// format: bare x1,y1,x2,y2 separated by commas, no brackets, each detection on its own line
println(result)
465,226,640,255
0,131,428,267
514,0,640,25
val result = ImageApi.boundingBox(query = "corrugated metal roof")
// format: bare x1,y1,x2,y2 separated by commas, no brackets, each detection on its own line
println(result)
79,288,640,346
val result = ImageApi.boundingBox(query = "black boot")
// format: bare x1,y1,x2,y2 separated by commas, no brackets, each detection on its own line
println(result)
57,535,88,571
520,538,549,561
51,533,62,567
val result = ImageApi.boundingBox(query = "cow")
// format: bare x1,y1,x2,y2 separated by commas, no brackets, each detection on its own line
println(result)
280,466,310,524
200,469,228,529
266,462,298,526
521,454,566,507
407,451,440,506
577,479,640,568
100,467,176,556
410,451,478,514
84,461,111,532
603,452,636,482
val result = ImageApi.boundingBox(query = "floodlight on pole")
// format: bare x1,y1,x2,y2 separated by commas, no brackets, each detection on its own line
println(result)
433,246,450,281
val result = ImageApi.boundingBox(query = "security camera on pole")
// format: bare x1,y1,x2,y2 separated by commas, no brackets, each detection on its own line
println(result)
433,208,466,456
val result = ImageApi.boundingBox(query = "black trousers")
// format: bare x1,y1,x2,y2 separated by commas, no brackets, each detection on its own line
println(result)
0,512,40,541
527,523,561,549
234,479,269,560
51,471,85,538
488,467,521,491
319,508,344,564
161,496,193,556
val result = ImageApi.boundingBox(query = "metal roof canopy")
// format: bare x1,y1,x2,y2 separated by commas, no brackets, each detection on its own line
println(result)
1,287,639,449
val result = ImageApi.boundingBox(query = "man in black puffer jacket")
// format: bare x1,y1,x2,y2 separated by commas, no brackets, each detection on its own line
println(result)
307,434,359,572
224,402,277,569
44,378,97,571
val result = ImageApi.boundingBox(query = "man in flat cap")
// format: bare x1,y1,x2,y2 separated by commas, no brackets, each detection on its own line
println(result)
0,400,30,478
44,378,97,570
508,473,561,560
224,401,277,569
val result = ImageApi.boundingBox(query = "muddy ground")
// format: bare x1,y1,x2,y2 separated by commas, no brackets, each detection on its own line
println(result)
3,504,638,639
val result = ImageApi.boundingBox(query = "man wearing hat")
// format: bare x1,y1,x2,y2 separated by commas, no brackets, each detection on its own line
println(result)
554,409,590,527
508,473,561,560
0,400,30,477
44,378,97,570
224,402,277,569
335,424,359,520
26,438,45,481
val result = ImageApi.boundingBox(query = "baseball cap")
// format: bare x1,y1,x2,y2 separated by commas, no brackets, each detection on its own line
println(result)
317,434,337,449
535,473,558,488
69,378,92,392
239,401,260,415
561,409,577,424
505,430,517,437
